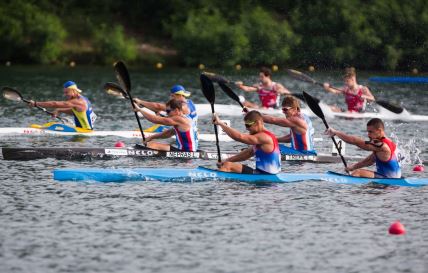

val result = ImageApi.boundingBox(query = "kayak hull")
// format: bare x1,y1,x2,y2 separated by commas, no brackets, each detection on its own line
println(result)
53,167,428,187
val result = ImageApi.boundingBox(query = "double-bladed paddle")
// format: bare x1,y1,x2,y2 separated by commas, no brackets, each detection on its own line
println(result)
114,61,146,143
200,74,221,163
2,87,66,123
287,69,403,114
303,91,349,172
202,71,308,102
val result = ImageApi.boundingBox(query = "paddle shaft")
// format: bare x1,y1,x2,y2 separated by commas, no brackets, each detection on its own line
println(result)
211,105,222,163
22,98,66,123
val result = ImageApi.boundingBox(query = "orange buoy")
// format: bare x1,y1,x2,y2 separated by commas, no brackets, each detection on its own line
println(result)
388,221,406,235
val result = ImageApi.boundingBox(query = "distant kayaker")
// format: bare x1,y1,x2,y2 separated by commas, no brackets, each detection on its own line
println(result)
212,110,281,174
134,98,198,152
236,67,291,109
133,84,197,129
262,96,316,154
323,68,375,112
28,81,97,130
325,118,402,178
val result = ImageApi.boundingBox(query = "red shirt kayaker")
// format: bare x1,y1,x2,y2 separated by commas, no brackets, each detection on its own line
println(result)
323,69,375,112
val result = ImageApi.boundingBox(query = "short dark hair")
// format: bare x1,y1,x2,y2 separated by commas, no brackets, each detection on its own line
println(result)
260,67,272,77
244,110,262,122
166,98,184,111
367,118,384,129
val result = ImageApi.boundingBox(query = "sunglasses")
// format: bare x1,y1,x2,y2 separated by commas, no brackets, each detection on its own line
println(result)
282,106,292,112
166,108,172,114
244,120,256,128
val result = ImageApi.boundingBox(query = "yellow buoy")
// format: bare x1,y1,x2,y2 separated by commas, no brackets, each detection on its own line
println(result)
156,62,163,69
411,68,419,74
198,64,205,70
5,61,11,66
69,61,76,67
235,64,242,71
308,65,315,72
272,65,279,72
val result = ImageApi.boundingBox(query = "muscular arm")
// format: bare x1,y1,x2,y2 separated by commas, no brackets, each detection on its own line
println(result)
277,134,291,143
134,98,166,112
36,99,86,112
147,129,175,140
348,153,376,171
323,84,343,95
262,115,294,127
218,123,266,145
224,147,254,162
236,83,258,92
333,130,385,152
138,108,180,126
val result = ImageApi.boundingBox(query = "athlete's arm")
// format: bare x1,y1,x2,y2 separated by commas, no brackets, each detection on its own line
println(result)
236,82,257,92
30,99,86,112
277,134,291,143
224,147,254,162
346,153,376,172
134,98,166,112
323,83,343,95
145,129,175,142
326,128,385,152
275,83,291,95
361,86,375,101
136,107,181,126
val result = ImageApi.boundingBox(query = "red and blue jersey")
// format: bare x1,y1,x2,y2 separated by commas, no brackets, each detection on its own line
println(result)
253,130,281,174
290,113,315,152
375,137,401,178
173,115,198,152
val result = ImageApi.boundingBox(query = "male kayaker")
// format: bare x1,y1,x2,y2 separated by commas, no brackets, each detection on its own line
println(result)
212,110,281,174
323,68,375,112
325,118,401,178
134,98,198,152
236,67,291,109
261,96,316,154
28,81,97,130
133,84,197,124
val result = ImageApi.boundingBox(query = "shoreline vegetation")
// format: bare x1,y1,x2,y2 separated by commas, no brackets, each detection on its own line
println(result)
1,1,427,71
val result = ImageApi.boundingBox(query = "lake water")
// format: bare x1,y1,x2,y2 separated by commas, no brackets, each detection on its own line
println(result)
0,66,427,273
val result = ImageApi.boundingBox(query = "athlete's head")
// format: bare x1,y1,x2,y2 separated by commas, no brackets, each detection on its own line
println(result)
170,85,190,101
259,67,272,83
166,98,185,116
366,118,385,140
281,96,300,117
63,81,81,99
343,69,357,87
244,110,263,134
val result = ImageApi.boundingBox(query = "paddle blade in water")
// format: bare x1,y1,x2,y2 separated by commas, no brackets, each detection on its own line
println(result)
200,74,215,104
114,61,131,92
375,100,403,114
103,82,128,99
303,91,325,120
2,87,23,102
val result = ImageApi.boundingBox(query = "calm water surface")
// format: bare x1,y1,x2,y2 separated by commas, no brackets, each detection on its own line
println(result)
0,66,427,273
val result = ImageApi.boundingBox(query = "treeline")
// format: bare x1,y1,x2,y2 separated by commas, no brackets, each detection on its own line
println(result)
1,0,427,70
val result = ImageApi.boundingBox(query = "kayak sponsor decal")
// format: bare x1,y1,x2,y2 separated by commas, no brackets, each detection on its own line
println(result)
105,149,128,156
188,171,217,178
166,151,200,158
127,149,159,156
206,153,232,160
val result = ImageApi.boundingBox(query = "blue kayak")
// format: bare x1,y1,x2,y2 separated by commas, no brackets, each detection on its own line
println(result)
369,76,428,84
53,166,428,187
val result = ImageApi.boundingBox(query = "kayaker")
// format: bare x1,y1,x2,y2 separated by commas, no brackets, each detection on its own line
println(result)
325,118,401,178
236,67,291,109
133,84,197,126
323,68,375,112
134,98,198,152
261,96,316,154
28,81,97,130
212,110,281,174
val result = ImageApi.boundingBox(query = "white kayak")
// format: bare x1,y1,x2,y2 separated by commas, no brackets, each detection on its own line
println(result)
195,103,428,121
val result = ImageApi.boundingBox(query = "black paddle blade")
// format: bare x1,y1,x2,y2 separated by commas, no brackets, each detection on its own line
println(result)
287,69,318,85
200,74,215,104
2,87,23,102
202,72,230,84
103,82,129,99
303,91,325,120
114,61,131,92
375,100,403,114
218,82,244,108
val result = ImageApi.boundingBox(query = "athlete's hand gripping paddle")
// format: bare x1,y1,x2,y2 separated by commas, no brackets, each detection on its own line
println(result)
2,87,66,123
